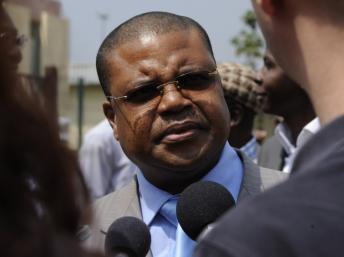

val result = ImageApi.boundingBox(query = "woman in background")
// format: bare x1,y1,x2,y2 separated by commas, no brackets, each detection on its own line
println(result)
0,1,100,256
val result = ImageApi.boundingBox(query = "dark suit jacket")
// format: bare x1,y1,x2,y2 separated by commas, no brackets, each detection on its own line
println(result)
82,151,287,256
194,115,344,257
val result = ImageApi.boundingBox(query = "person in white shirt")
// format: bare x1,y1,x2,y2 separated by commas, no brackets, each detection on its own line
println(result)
79,120,136,199
274,117,320,173
258,50,317,172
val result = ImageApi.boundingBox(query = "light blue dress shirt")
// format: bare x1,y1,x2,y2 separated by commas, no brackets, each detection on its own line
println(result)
137,143,243,257
240,136,258,162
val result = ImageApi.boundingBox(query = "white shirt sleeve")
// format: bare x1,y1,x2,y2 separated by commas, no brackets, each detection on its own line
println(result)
79,120,136,199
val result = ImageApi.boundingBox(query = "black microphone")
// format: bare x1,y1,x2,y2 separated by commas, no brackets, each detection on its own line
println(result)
176,181,235,240
104,216,151,257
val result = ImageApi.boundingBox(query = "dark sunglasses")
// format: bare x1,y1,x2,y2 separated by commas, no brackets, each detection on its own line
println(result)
107,69,218,105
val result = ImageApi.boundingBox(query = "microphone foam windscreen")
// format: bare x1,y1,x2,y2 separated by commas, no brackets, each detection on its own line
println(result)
105,216,151,257
176,181,235,240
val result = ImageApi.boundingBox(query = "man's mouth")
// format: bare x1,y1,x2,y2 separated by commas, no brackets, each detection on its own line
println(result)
157,122,203,144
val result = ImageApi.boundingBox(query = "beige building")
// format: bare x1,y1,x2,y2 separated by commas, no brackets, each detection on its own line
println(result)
5,0,69,108
5,0,107,148
4,0,90,148
68,63,106,148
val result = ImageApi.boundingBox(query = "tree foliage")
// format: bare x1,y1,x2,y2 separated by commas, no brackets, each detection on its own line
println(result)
231,10,264,69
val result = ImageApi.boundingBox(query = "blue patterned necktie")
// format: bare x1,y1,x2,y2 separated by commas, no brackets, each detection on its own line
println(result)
159,197,196,257
159,197,178,227
174,224,196,257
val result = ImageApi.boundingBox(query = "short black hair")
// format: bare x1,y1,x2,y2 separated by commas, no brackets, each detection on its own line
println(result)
96,11,215,96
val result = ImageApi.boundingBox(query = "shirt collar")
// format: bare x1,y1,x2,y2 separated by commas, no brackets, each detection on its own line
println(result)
137,171,172,226
303,117,321,134
296,117,321,148
240,136,258,161
202,143,243,201
137,143,243,226
275,122,296,155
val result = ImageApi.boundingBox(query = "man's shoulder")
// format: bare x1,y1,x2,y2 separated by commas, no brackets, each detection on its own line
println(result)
93,178,139,218
83,120,114,145
80,121,121,157
82,178,141,252
195,177,299,257
196,119,344,257
237,150,287,201
258,166,288,189
258,135,284,170
240,150,287,187
292,115,344,173
195,168,344,257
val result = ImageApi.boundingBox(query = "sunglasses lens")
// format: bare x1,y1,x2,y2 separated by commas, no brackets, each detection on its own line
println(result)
123,70,217,105
127,84,160,104
178,71,215,91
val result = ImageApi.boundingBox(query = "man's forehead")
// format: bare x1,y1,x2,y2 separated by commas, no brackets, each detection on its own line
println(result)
109,30,211,66
104,30,215,96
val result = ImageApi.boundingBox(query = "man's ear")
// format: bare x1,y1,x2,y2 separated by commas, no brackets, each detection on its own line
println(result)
229,103,244,127
256,0,279,16
103,101,119,140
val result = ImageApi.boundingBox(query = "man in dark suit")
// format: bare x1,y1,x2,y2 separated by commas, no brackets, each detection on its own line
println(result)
194,0,344,256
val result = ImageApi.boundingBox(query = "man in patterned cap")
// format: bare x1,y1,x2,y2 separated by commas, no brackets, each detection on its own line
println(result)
218,62,265,162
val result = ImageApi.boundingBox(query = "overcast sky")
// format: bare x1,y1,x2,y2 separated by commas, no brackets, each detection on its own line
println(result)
59,0,254,65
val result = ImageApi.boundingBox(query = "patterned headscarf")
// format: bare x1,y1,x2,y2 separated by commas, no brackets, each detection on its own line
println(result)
217,62,265,112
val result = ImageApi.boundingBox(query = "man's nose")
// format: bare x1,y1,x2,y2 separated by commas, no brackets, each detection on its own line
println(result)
255,72,263,86
157,82,192,115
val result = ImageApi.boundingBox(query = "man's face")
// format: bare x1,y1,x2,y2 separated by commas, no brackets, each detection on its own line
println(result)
0,6,22,72
103,29,230,190
259,51,308,117
251,0,302,88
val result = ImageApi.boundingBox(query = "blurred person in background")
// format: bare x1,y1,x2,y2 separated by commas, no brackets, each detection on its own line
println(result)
79,119,136,200
258,50,318,172
0,1,101,256
218,62,265,163
0,1,22,73
194,0,344,255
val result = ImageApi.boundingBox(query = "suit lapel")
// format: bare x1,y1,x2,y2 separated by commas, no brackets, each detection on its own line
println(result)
100,176,142,232
92,154,284,257
237,150,288,203
237,150,264,202
99,177,153,257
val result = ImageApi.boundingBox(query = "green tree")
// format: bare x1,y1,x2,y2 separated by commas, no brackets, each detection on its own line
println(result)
231,10,264,69
231,11,276,135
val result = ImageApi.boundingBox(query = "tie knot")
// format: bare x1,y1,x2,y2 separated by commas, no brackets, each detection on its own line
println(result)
159,197,178,227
